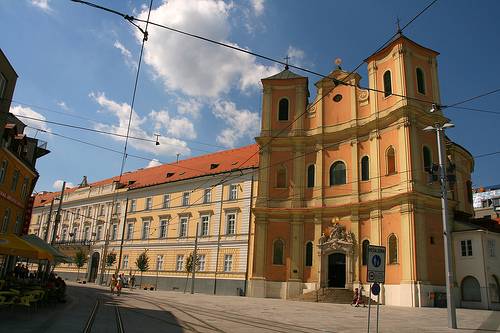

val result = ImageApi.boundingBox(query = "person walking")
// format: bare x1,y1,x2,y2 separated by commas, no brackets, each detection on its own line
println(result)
116,274,123,296
130,274,136,290
110,274,117,295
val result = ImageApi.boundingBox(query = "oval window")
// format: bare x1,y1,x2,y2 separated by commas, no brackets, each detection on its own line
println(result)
333,94,343,102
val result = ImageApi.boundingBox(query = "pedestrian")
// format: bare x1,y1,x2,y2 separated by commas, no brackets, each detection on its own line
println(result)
116,274,123,296
351,288,360,307
110,274,117,294
130,274,136,290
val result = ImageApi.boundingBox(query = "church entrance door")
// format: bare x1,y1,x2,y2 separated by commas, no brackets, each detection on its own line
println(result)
328,253,346,288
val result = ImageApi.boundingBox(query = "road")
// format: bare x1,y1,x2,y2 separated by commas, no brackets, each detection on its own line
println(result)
0,282,499,332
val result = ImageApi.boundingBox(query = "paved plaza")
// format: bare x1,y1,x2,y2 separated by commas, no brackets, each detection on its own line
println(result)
0,282,499,332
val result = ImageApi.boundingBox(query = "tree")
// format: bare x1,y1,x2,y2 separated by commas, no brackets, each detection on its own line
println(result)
74,248,88,281
105,252,117,283
135,249,150,288
183,252,199,293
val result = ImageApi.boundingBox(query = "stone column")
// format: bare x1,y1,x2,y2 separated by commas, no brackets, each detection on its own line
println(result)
313,214,323,287
248,217,268,297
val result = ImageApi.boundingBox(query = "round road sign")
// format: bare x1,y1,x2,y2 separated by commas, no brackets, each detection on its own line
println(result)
371,283,380,296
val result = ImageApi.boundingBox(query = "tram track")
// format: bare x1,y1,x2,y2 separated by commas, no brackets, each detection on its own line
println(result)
82,297,125,333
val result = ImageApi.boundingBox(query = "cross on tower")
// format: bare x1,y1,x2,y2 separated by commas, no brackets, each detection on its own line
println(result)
284,55,290,70
396,17,402,34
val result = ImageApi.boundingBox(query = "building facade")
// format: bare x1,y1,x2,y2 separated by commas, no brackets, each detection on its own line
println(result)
473,185,500,220
247,34,475,307
0,49,49,274
30,145,258,295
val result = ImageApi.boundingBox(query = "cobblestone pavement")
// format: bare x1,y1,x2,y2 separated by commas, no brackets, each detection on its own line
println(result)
0,282,498,332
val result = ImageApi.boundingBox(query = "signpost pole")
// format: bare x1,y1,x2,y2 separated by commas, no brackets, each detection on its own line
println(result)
376,293,380,333
367,283,371,333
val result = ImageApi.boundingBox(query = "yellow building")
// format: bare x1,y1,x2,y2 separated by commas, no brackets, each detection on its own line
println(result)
247,33,474,307
31,145,258,295
0,49,50,274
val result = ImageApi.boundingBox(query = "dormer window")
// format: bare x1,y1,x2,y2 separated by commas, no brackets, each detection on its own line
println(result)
166,172,175,178
278,98,289,121
210,163,219,169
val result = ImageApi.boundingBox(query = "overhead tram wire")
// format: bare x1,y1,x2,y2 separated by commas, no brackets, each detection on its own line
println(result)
14,114,224,152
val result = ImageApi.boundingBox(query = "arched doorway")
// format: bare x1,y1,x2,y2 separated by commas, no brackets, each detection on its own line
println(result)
461,275,481,302
89,252,100,283
328,253,346,288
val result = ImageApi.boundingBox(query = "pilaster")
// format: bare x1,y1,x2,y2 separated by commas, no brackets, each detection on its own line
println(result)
290,216,304,280
313,214,323,284
262,86,272,136
252,217,268,278
292,144,305,207
350,138,359,203
400,202,416,282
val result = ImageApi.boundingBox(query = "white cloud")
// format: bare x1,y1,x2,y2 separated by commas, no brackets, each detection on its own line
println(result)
57,101,70,112
10,105,51,135
176,98,202,118
30,0,52,13
90,92,191,157
250,0,265,15
286,46,305,67
212,100,260,148
149,110,197,140
113,40,138,69
135,0,279,98
52,180,74,190
146,159,162,168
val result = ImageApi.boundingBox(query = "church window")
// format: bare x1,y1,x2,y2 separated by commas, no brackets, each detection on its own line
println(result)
278,98,289,121
386,147,396,174
383,71,392,97
273,239,284,265
361,156,369,181
330,161,346,186
307,164,315,188
276,166,287,188
416,68,426,94
423,146,432,172
388,234,398,264
305,241,313,267
362,239,370,265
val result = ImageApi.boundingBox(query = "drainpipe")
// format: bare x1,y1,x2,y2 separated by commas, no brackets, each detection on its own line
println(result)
243,174,254,296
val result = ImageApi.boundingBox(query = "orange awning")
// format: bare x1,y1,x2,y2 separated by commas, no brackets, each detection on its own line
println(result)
0,234,52,260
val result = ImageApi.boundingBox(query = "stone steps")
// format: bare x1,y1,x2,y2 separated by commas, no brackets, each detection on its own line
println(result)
292,288,374,305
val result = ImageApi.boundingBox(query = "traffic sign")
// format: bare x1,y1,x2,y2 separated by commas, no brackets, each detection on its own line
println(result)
371,282,380,296
367,245,386,283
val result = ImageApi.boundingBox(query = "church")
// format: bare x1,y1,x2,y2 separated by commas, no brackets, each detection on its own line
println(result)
247,33,474,307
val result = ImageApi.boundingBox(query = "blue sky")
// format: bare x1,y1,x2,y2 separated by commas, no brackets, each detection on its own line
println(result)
0,0,498,192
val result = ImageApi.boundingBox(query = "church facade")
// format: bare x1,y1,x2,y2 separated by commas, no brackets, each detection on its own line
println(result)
247,34,474,307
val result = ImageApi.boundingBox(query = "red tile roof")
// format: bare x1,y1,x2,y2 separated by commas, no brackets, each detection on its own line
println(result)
34,144,259,208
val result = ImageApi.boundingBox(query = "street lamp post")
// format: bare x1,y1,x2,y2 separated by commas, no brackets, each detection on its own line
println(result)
423,119,457,329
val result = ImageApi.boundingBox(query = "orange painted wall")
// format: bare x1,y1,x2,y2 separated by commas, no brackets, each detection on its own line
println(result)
359,218,371,283
303,222,315,282
358,141,371,193
323,143,352,198
266,221,290,281
374,49,400,111
268,151,293,199
323,84,352,127
379,128,400,188
381,211,402,284
423,212,445,284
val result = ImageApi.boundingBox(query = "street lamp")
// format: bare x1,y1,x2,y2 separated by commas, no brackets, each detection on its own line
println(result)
423,120,457,329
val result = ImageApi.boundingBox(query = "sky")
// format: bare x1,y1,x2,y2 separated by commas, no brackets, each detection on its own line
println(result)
0,0,499,192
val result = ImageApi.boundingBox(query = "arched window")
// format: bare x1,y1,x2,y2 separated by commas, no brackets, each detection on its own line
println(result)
386,147,396,174
273,239,284,265
276,166,287,188
461,276,481,302
305,241,313,267
423,146,432,172
330,161,346,186
388,234,398,264
362,239,370,265
416,68,426,94
383,71,392,97
278,98,289,121
361,156,369,181
307,164,315,188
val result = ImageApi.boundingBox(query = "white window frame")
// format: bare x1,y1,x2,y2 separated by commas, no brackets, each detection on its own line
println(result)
229,184,238,200
123,255,129,269
111,224,118,240
126,222,134,240
203,189,211,204
163,194,170,209
83,226,90,240
145,197,153,211
461,239,473,257
176,255,184,271
223,254,233,272
182,192,190,206
179,216,188,237
156,255,164,270
142,220,150,239
159,219,168,238
226,212,236,235
200,215,209,236
129,199,136,212
488,239,496,257
198,254,206,272
96,225,102,240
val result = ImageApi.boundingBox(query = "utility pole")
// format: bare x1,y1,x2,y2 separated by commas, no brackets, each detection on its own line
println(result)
424,117,457,329
43,199,54,242
51,181,66,245
190,221,199,294
117,198,129,272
